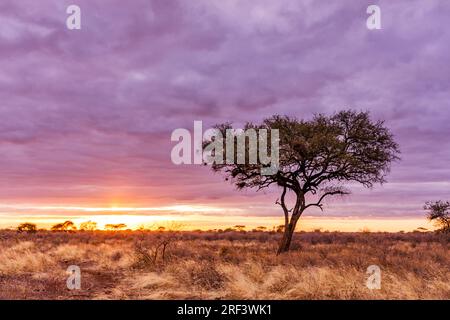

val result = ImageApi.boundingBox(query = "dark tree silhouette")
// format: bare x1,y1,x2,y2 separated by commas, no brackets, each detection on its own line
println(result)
79,220,98,231
424,201,450,232
105,223,127,231
17,222,37,233
51,220,76,232
204,110,400,253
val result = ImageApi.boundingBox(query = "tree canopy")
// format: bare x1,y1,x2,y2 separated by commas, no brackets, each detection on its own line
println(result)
17,222,37,233
424,201,450,232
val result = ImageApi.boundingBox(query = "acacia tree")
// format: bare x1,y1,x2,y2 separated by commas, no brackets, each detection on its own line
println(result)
51,220,77,232
424,201,450,232
17,222,37,233
204,110,400,254
79,220,98,231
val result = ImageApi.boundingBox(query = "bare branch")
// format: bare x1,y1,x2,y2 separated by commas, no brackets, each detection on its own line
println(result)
304,187,349,211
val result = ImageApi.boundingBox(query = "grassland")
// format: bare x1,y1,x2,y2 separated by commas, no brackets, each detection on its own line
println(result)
0,230,448,300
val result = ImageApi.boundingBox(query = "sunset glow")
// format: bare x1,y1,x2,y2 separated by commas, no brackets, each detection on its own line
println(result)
0,206,436,232
0,0,448,302
0,195,439,232
1,0,449,234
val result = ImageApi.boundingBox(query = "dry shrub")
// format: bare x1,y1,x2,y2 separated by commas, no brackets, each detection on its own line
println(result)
167,260,225,290
190,262,225,289
0,230,448,299
133,242,157,270
0,241,55,274
218,246,241,263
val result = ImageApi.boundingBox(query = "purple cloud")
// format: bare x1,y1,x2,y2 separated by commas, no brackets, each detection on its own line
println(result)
0,0,449,221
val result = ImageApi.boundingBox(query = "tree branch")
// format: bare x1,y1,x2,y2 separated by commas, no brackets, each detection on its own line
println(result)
304,189,349,211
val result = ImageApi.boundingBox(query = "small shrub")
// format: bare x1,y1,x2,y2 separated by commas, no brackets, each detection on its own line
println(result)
189,262,225,290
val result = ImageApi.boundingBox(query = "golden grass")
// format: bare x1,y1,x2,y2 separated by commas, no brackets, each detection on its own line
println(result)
0,230,448,299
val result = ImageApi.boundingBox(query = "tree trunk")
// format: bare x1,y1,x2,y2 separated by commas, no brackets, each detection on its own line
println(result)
277,213,301,254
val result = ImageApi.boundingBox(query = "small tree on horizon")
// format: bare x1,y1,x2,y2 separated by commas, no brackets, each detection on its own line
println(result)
204,110,400,254
79,220,98,231
51,220,77,232
17,222,37,233
424,201,450,233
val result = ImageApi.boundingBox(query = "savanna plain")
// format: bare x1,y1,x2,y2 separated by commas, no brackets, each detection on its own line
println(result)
0,230,448,300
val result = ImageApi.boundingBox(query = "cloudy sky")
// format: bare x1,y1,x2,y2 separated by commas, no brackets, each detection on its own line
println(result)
0,0,449,230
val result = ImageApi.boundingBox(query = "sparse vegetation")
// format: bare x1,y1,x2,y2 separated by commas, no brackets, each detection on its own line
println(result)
105,223,128,231
0,230,447,299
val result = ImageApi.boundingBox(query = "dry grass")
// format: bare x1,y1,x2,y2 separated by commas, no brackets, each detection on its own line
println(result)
0,230,448,299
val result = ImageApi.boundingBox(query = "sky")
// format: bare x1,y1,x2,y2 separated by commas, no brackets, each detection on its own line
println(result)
0,0,449,231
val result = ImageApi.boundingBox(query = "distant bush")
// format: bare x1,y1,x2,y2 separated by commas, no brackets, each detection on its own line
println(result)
79,221,97,231
17,223,37,233
105,223,127,231
51,220,77,232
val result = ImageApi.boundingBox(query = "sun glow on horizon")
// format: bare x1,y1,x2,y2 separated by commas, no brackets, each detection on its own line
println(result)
0,202,436,232
0,212,436,232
